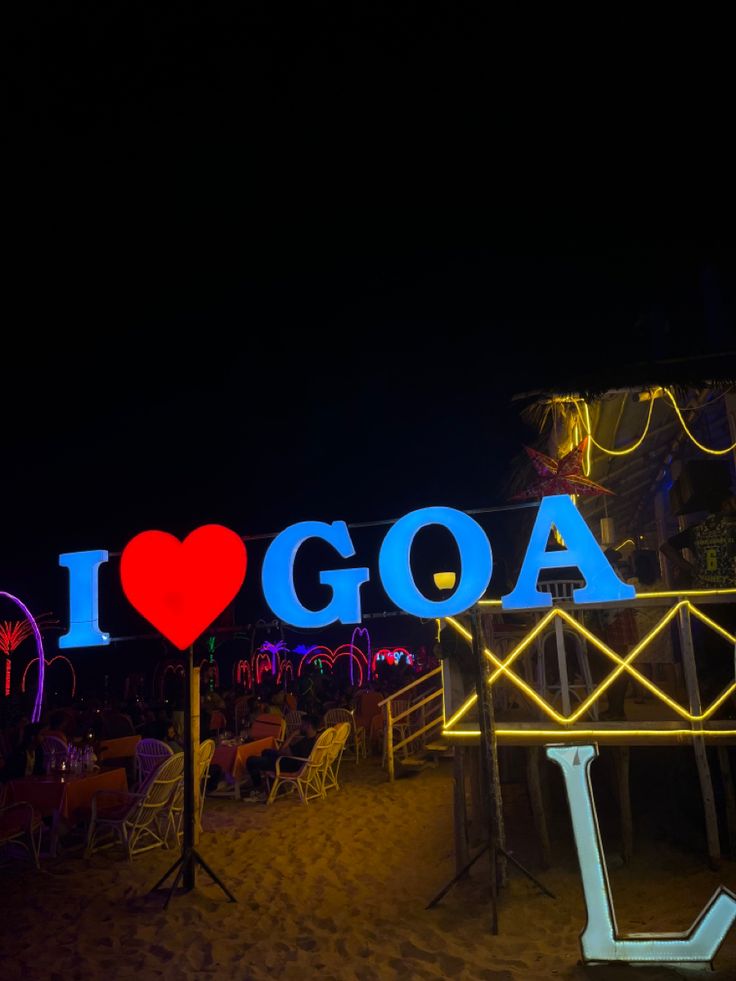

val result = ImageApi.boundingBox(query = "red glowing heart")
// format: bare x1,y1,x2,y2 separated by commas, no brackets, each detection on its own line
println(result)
120,525,247,650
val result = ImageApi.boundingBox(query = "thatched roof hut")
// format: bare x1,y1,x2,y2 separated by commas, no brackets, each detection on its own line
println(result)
506,352,736,581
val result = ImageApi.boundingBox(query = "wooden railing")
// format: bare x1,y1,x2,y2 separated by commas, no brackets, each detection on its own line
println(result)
378,667,444,781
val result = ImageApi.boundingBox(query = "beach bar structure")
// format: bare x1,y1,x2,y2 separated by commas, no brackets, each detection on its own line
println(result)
381,378,736,874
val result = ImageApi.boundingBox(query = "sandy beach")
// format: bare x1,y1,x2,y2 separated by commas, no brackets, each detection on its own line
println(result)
2,758,736,980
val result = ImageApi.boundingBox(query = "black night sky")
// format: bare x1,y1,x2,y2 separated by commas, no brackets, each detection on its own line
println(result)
4,7,736,644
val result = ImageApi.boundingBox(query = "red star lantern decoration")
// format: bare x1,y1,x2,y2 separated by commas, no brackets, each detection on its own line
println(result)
511,437,613,500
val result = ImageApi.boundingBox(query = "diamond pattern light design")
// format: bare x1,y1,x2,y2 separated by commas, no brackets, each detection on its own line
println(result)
442,601,736,740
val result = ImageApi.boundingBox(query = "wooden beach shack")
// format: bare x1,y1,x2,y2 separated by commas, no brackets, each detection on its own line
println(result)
382,372,736,885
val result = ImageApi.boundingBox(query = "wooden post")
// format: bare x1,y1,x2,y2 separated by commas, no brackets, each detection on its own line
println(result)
477,614,507,889
183,644,197,889
386,701,395,782
453,746,470,874
613,747,633,864
471,607,502,932
526,747,552,869
678,605,721,868
554,617,571,717
717,746,736,861
654,490,673,588
469,747,485,845
192,665,201,844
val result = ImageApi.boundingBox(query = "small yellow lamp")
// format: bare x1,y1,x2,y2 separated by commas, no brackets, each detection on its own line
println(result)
433,571,457,592
433,572,456,643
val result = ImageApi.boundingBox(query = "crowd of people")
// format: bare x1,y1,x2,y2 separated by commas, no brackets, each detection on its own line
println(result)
0,655,423,787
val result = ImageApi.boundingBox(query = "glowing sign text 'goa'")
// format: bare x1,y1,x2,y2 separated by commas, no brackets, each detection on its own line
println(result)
59,496,632,647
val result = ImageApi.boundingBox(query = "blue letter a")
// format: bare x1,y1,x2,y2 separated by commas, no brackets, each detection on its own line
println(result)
502,495,634,609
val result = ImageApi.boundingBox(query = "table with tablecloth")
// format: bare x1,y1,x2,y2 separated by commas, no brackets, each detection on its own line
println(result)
212,738,279,782
98,735,141,761
9,767,128,823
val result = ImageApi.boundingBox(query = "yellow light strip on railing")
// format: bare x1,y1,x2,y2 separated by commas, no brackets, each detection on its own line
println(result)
663,388,736,456
444,691,478,730
477,589,736,608
443,728,736,740
544,604,736,724
639,589,736,598
558,602,686,722
446,612,572,724
688,605,736,645
442,601,736,732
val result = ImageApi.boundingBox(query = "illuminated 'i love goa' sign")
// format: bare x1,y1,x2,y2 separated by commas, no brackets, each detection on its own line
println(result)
58,495,634,650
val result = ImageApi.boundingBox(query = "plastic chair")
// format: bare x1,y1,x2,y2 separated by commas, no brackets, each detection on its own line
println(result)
85,753,184,860
322,722,351,793
265,728,336,805
134,738,174,789
324,708,366,763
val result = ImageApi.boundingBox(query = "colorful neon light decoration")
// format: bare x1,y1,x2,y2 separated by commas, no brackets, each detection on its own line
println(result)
296,644,367,688
21,655,77,699
548,744,736,966
260,640,288,675
234,659,252,689
253,650,275,685
277,657,294,685
120,525,247,650
0,592,47,722
350,627,371,686
0,618,57,697
372,647,414,673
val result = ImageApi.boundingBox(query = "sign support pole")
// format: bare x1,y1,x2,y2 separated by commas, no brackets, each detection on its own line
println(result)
150,644,237,906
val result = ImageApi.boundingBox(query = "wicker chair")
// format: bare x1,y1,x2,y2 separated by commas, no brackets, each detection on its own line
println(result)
134,738,174,789
322,722,351,794
284,710,305,738
265,728,336,805
324,708,366,763
169,740,216,843
85,753,184,860
0,785,42,868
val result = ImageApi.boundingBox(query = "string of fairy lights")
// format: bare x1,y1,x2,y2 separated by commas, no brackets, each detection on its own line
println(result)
567,388,736,471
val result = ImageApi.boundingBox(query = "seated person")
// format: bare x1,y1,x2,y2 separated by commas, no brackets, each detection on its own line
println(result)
163,721,183,754
244,715,319,802
100,703,136,738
